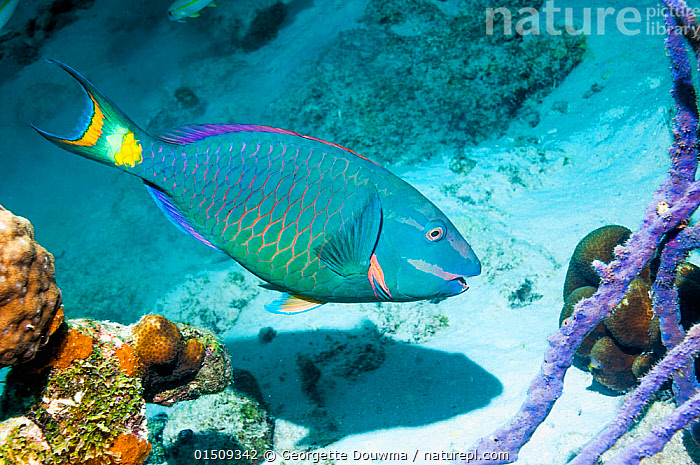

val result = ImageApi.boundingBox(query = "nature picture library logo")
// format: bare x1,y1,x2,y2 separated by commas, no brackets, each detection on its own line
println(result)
484,0,700,37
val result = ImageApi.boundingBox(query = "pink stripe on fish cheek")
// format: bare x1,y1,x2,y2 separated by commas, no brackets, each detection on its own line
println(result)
407,258,461,281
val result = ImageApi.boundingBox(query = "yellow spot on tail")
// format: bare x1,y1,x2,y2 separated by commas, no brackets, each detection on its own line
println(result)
68,95,104,147
113,131,143,167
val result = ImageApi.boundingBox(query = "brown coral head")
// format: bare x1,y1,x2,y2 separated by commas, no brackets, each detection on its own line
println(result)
604,278,654,351
588,336,638,391
131,315,206,399
563,225,631,299
631,352,656,379
559,286,607,357
0,205,63,367
171,338,205,380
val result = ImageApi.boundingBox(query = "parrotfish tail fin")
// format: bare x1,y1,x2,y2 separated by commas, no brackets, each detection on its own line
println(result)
31,59,147,170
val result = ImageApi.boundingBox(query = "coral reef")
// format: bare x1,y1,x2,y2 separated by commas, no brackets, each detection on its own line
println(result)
560,226,661,391
0,204,236,464
269,0,586,165
466,1,700,463
0,204,63,367
0,320,148,465
0,315,233,464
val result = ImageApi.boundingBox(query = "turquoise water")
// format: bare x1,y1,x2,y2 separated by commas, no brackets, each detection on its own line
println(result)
0,0,689,464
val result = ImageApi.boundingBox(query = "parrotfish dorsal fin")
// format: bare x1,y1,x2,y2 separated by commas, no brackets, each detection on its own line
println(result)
144,182,220,251
316,193,383,277
265,293,325,314
156,124,298,145
157,123,379,165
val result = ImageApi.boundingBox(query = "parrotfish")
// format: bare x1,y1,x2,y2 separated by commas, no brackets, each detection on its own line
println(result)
168,0,216,21
0,0,20,31
33,60,481,313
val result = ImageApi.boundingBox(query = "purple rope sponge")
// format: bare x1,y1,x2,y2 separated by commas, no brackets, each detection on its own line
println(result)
463,2,700,463
570,320,700,465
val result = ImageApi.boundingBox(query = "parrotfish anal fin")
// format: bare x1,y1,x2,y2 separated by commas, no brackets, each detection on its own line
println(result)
156,124,298,145
316,193,382,277
265,293,325,314
144,182,220,251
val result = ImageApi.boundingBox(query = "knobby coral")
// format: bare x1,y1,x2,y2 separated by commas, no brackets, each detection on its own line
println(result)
130,314,230,406
0,204,63,366
464,0,700,463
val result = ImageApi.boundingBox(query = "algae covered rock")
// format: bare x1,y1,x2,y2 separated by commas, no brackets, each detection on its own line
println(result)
270,0,587,165
0,320,149,465
0,315,235,464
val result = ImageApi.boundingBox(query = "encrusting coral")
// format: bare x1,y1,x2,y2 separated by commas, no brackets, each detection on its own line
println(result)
0,204,63,366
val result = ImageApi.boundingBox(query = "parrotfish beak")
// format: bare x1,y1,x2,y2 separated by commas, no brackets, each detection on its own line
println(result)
445,276,470,297
444,246,480,297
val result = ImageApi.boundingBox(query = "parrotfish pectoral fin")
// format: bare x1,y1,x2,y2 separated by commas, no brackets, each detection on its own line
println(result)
368,253,392,300
145,182,220,251
31,59,147,170
265,293,325,314
316,193,383,277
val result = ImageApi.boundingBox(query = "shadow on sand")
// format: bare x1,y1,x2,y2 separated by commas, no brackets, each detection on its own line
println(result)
225,321,502,445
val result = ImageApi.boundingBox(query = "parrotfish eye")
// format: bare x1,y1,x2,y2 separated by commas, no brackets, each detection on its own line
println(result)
424,219,446,242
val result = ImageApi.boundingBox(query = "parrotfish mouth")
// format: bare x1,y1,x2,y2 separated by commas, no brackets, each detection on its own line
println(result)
454,277,469,292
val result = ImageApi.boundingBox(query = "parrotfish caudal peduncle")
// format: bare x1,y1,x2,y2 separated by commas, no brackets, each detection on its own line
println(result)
33,60,481,314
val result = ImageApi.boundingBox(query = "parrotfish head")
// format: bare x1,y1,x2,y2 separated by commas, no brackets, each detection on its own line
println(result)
373,189,481,302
